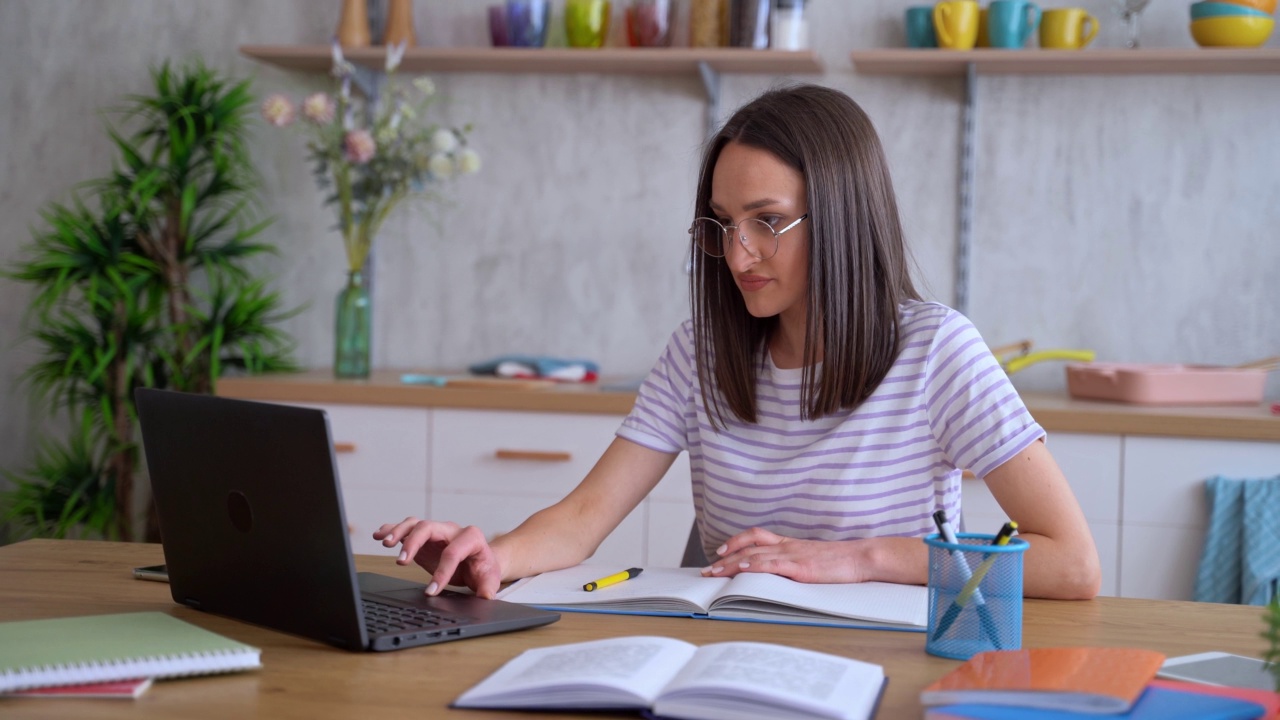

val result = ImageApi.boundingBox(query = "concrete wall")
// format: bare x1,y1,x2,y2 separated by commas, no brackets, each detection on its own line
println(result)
1,0,1276,508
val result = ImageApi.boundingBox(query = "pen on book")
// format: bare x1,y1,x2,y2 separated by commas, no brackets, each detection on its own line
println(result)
931,521,1018,641
583,567,643,592
932,510,1000,645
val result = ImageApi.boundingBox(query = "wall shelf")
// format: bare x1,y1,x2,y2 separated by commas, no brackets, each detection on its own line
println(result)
850,48,1280,76
848,47,1280,315
241,44,824,76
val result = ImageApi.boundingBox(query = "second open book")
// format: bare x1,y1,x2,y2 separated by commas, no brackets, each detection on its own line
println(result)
453,635,887,720
495,565,928,632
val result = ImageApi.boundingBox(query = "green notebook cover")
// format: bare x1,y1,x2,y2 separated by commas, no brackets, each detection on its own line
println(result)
0,611,261,693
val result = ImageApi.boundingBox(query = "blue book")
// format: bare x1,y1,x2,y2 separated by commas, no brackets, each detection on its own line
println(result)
926,685,1266,720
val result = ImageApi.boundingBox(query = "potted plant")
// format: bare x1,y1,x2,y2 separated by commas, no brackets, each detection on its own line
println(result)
3,61,296,542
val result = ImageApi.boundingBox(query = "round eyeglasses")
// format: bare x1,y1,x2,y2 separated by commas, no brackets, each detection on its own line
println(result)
688,213,809,260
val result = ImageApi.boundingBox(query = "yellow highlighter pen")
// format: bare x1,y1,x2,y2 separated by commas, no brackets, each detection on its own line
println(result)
583,567,643,592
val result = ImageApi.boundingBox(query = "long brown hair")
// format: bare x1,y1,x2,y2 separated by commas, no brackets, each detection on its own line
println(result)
690,83,920,427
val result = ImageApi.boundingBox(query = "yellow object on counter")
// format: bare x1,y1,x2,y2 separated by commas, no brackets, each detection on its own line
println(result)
1003,349,1096,375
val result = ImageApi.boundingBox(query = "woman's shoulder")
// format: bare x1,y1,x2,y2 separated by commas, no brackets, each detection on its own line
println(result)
899,299,975,337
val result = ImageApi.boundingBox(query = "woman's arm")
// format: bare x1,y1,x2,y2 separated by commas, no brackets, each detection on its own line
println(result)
703,440,1100,600
981,438,1101,599
375,437,676,597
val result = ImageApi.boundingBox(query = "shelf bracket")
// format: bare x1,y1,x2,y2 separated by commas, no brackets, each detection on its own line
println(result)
956,62,978,317
697,61,721,140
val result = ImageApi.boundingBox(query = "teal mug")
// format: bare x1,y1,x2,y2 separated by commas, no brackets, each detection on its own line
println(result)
905,5,938,47
988,0,1040,48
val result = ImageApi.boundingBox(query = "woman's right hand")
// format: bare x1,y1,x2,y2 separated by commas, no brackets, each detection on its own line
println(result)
372,518,505,599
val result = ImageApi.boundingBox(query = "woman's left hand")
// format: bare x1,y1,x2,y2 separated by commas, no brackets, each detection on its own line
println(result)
699,527,868,584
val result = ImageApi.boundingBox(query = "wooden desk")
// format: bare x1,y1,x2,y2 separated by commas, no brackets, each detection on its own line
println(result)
1,540,1270,719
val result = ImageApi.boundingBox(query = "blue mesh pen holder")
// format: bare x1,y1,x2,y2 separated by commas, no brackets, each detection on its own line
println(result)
924,533,1029,660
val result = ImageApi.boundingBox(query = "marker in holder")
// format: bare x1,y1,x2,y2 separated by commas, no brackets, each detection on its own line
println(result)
925,533,1029,660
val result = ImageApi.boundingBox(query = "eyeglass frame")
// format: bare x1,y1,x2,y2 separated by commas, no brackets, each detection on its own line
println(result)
688,212,810,260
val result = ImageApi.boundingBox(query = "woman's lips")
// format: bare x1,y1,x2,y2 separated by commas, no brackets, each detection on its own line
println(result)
736,275,771,292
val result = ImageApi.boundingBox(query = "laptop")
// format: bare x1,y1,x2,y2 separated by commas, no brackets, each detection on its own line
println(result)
134,388,560,652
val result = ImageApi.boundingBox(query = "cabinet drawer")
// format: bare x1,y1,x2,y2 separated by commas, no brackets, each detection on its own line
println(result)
432,409,623,496
292,403,429,492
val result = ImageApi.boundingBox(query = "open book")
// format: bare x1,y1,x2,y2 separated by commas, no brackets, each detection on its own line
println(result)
453,635,887,720
495,565,927,632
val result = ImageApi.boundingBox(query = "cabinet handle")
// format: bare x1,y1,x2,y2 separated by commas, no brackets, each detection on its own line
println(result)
494,449,572,463
334,442,357,453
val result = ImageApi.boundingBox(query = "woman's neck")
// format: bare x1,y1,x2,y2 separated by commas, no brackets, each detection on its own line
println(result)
768,318,821,370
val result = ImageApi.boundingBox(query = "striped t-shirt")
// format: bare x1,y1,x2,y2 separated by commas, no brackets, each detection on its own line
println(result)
616,300,1044,560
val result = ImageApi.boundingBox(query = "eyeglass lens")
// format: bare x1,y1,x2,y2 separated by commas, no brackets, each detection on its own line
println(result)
690,218,778,259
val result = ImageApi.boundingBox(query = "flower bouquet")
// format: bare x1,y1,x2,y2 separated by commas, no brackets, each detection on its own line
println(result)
262,43,479,377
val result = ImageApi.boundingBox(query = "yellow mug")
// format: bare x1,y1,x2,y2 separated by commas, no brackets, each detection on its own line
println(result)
1040,7,1097,49
934,0,980,49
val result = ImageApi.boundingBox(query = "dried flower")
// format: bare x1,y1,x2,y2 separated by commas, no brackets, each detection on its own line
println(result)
427,153,455,180
302,93,336,124
457,148,482,175
343,130,376,164
431,128,460,153
266,44,480,273
261,93,295,127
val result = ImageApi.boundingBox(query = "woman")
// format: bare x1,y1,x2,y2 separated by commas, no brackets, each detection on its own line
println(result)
375,84,1101,601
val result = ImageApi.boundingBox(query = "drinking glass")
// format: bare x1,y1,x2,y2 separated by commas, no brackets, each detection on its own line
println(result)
507,0,550,47
626,0,675,47
1114,0,1153,48
566,0,612,48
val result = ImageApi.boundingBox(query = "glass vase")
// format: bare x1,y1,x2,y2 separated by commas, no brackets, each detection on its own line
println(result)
334,270,371,379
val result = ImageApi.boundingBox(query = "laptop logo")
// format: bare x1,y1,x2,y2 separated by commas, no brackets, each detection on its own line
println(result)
227,491,254,533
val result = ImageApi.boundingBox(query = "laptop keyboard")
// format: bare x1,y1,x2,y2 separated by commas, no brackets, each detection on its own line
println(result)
361,598,462,634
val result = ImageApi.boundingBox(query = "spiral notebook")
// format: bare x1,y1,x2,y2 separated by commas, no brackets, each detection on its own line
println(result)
0,611,261,693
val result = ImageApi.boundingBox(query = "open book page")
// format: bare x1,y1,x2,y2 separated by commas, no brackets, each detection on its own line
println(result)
654,642,885,720
496,566,729,614
710,573,929,629
452,636,697,710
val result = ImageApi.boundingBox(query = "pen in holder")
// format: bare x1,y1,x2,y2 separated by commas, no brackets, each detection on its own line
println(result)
924,532,1028,660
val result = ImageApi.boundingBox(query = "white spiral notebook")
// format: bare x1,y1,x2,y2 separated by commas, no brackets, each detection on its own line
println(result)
0,611,261,693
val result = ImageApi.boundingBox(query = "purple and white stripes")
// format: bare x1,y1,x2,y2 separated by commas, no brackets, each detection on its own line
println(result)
617,301,1045,560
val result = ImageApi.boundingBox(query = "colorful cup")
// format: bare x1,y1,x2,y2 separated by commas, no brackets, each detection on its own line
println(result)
566,0,612,48
626,0,674,46
506,0,550,47
934,0,981,49
488,5,511,46
905,5,938,47
988,0,1040,48
977,7,991,47
1039,7,1098,49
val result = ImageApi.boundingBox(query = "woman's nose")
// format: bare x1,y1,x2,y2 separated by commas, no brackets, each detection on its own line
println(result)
724,232,758,272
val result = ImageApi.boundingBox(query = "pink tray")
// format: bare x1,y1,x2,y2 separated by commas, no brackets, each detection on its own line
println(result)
1065,363,1268,405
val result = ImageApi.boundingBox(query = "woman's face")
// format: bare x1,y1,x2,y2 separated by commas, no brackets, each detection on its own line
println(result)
709,141,810,326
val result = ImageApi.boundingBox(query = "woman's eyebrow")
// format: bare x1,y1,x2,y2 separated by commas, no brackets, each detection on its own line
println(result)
708,197,788,213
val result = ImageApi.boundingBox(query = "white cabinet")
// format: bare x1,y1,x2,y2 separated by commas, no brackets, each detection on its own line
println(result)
1120,436,1280,601
962,433,1123,597
277,403,696,568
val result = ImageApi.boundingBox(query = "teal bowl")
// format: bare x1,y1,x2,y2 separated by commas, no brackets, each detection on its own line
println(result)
1190,1,1272,19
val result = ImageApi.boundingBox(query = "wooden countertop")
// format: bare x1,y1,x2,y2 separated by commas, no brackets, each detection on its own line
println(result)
217,369,1280,442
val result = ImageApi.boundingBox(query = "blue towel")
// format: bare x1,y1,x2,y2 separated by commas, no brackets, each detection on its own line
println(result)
1194,475,1280,605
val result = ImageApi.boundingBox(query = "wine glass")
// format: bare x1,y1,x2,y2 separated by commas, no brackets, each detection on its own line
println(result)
1115,0,1154,48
